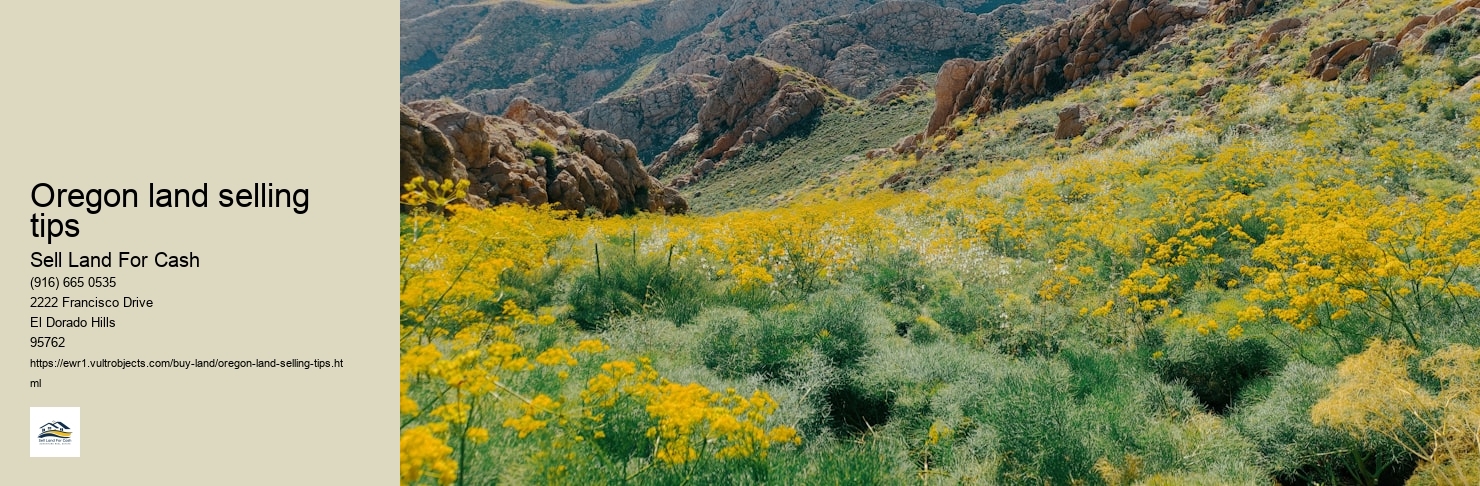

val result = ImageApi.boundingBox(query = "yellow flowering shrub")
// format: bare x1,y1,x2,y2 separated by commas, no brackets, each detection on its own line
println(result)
1244,182,1480,347
1313,340,1480,485
579,360,798,464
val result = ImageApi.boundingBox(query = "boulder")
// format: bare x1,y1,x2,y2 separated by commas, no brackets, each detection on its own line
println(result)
1396,15,1434,45
1330,39,1372,67
1305,38,1375,81
1128,9,1153,35
1256,18,1303,48
1055,104,1088,139
927,58,982,136
1360,43,1402,81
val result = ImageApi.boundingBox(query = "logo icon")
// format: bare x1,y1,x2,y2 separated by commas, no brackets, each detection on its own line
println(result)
38,421,73,439
30,407,81,457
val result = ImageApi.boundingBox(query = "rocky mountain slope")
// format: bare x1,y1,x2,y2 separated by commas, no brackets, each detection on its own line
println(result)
752,0,1052,98
401,0,730,114
401,0,1078,160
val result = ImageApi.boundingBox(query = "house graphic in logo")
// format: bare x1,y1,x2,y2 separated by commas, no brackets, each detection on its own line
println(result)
38,421,72,439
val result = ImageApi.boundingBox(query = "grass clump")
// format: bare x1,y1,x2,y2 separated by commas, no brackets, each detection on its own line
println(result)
695,288,892,380
1153,333,1284,413
566,249,713,330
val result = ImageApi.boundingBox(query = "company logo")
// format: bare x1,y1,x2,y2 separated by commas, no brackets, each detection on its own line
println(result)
38,421,73,440
30,407,81,457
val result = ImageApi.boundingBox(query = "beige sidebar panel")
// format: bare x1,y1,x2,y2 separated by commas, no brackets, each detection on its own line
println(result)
1,1,397,483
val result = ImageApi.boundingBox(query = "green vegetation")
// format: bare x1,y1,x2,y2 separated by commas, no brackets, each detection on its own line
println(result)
523,139,558,161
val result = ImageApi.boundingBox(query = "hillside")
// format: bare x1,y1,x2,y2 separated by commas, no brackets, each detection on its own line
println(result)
399,0,1480,483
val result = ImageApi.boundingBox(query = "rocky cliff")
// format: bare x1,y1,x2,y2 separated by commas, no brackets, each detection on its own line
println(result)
576,74,718,162
401,98,686,215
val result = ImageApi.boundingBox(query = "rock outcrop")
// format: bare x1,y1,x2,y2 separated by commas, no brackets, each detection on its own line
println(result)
1256,18,1302,49
644,0,1045,89
871,76,931,105
651,56,846,187
1209,0,1261,23
1055,104,1088,139
752,1,1062,98
1304,39,1372,81
1360,43,1402,81
1304,38,1404,82
924,0,1243,137
1392,0,1480,50
577,74,719,162
927,58,983,136
400,99,686,215
1297,0,1480,84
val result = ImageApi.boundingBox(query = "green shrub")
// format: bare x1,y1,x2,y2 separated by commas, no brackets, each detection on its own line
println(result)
858,342,1095,482
855,249,935,307
524,139,558,161
969,358,1094,484
802,288,887,370
932,285,1003,335
771,349,842,436
694,307,805,380
1231,361,1415,485
1425,27,1458,52
1153,333,1283,412
975,322,1063,357
693,289,891,436
695,287,888,380
824,379,895,435
566,250,712,330
719,282,786,311
909,315,944,344
595,316,700,371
